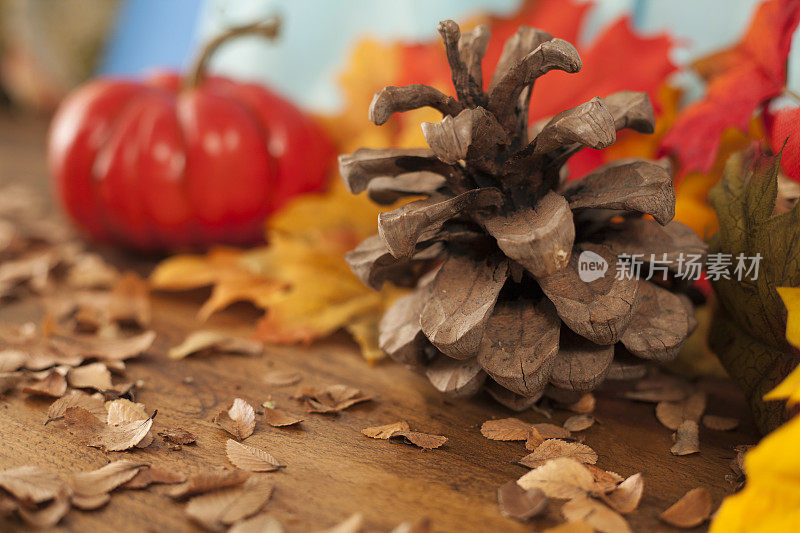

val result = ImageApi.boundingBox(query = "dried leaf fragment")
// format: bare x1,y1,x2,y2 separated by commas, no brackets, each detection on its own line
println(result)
230,514,285,533
563,415,595,432
497,480,548,522
655,391,707,430
185,477,275,530
46,390,106,423
294,384,373,413
600,473,643,514
517,457,595,499
70,460,149,497
122,465,187,489
670,420,700,456
168,469,251,499
158,428,197,446
263,407,304,427
519,439,598,469
659,487,713,528
68,362,113,391
214,398,256,440
388,430,447,449
169,331,263,360
263,370,302,387
226,439,285,472
0,466,66,504
362,421,411,440
533,423,573,440
480,417,533,441
561,495,631,533
702,414,739,431
21,370,67,398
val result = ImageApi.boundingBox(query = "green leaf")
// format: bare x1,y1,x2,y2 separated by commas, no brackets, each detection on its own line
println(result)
708,147,800,434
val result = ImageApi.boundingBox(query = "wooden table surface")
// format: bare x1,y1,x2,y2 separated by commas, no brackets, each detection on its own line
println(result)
0,113,760,532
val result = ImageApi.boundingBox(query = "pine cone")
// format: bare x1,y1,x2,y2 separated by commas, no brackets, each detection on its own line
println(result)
339,20,707,408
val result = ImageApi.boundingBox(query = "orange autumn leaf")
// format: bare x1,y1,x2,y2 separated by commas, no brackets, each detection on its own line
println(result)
662,0,800,174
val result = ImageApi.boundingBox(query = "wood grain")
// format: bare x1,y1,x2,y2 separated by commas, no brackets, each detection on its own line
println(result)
0,113,759,532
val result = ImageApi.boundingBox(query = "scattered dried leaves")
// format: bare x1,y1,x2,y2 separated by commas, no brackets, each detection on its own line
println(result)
225,439,285,472
659,487,713,528
497,481,548,522
214,399,256,440
562,495,631,533
0,466,66,504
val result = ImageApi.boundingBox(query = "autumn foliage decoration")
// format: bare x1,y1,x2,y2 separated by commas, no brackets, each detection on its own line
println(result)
339,19,705,405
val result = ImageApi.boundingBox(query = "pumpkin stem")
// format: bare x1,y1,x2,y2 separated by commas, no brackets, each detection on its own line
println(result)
184,17,281,89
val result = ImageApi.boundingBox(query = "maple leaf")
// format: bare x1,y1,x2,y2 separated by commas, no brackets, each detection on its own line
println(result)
661,0,800,174
707,146,800,433
710,414,800,532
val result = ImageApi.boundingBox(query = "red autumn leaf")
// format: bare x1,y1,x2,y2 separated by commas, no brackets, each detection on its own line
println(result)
770,106,800,180
395,0,675,178
661,0,800,175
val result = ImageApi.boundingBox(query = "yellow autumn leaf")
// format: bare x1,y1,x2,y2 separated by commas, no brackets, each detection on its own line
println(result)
710,415,800,533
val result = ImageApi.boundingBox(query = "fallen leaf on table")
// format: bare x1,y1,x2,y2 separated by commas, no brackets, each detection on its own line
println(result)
362,421,410,440
70,460,149,499
64,406,106,443
158,428,197,446
563,415,595,432
168,469,251,499
263,370,302,387
67,362,113,391
21,370,67,397
168,331,263,360
0,466,66,504
599,473,644,514
562,495,631,533
46,390,107,423
517,458,595,499
214,399,256,440
229,514,285,533
533,423,573,440
49,330,156,362
655,390,707,430
294,384,373,414
671,420,700,456
585,465,625,495
51,272,151,329
185,477,274,530
497,480,547,522
105,399,148,425
16,489,71,528
702,414,740,431
519,440,598,469
263,407,304,427
122,465,187,489
71,492,111,511
480,418,533,441
624,387,687,403
226,439,285,472
91,412,155,452
660,487,713,528
315,512,364,533
388,431,447,450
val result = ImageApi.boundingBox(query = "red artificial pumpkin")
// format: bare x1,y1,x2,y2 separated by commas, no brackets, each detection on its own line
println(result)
48,20,334,251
